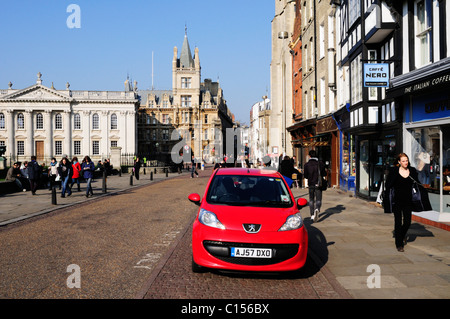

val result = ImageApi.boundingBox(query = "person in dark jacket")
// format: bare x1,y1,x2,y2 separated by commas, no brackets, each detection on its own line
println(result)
27,156,41,195
279,156,300,187
384,153,419,252
133,157,141,180
303,150,326,222
82,156,95,198
58,157,72,198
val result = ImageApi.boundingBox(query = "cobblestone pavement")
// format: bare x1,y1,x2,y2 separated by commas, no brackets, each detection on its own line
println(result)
142,223,351,299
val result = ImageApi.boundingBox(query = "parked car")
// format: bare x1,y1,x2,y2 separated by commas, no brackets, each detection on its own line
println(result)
188,167,308,273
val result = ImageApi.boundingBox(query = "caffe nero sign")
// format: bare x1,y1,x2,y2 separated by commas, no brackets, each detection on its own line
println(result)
363,63,389,87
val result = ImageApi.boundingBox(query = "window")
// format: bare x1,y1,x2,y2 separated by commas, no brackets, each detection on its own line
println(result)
320,77,326,115
17,113,24,129
111,113,118,129
111,141,118,148
74,113,81,130
35,113,43,130
55,113,63,130
415,0,432,68
74,141,81,155
0,113,5,129
204,114,208,124
181,77,191,88
351,54,363,105
162,129,169,141
17,141,24,156
319,24,325,59
181,96,191,108
92,113,99,130
162,114,169,124
55,141,62,155
368,106,379,124
92,141,99,155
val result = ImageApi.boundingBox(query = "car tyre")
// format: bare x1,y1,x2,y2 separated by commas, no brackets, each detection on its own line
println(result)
192,258,207,273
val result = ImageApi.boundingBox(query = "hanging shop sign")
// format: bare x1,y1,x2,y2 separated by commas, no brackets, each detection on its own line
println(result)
363,63,389,87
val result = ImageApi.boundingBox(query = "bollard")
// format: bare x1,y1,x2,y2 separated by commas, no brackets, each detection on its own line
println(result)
102,170,107,194
154,168,156,174
119,168,122,177
150,171,153,181
130,173,133,186
166,168,168,178
52,187,57,205
144,168,146,175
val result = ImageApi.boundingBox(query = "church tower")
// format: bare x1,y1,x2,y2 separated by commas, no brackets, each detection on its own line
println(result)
172,28,201,109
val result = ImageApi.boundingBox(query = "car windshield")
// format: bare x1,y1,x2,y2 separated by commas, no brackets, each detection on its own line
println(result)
206,174,293,207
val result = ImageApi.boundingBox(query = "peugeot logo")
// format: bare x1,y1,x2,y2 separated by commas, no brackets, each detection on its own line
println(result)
243,224,261,233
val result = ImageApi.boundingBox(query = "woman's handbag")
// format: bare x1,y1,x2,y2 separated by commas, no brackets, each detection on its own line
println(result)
409,176,432,212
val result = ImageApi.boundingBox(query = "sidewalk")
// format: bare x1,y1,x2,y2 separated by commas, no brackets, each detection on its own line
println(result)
0,168,189,226
291,186,450,298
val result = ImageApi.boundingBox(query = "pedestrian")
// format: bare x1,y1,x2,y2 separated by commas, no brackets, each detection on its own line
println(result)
48,157,60,190
303,150,326,222
191,155,199,178
384,153,419,252
134,156,141,180
70,157,81,191
279,155,301,188
6,162,26,191
58,156,72,198
81,155,95,198
27,156,41,195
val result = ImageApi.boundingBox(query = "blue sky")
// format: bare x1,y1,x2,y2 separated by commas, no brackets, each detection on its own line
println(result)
0,0,274,124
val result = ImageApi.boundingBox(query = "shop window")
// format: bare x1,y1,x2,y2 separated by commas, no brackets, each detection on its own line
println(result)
409,125,448,212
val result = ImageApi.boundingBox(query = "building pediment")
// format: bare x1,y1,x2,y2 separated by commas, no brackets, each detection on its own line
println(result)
0,84,72,102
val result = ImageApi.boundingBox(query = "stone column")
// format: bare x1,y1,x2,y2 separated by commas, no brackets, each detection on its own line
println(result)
44,110,52,159
64,110,71,157
24,110,33,157
6,110,14,158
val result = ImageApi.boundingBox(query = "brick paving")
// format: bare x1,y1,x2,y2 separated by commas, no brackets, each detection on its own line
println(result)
143,224,351,299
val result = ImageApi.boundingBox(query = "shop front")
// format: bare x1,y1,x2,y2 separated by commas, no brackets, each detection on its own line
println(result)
388,59,450,220
333,103,402,199
288,116,339,187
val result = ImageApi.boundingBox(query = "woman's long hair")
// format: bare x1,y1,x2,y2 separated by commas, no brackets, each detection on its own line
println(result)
396,152,411,168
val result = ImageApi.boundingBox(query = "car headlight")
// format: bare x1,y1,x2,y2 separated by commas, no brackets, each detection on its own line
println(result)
278,213,303,231
198,209,225,230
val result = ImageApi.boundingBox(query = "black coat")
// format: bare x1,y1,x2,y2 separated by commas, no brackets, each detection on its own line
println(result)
27,160,41,181
383,166,419,213
303,158,326,186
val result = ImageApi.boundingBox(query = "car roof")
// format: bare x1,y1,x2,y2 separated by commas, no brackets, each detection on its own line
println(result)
214,167,280,177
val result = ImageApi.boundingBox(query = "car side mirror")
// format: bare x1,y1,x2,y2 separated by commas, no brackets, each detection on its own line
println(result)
188,193,201,206
297,198,308,209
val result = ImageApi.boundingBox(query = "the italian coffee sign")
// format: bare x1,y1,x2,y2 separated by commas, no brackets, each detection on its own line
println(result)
363,63,389,87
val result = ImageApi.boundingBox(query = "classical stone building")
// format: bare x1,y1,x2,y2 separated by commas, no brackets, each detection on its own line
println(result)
137,32,235,163
0,72,138,165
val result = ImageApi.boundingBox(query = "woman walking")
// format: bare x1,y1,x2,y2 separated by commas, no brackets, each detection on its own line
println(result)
82,156,95,198
48,157,59,190
385,153,418,252
70,156,82,192
58,157,72,198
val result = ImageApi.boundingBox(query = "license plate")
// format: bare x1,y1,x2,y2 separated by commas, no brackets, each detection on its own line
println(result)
230,247,272,258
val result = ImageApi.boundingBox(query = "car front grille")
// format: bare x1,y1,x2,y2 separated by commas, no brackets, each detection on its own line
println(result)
203,240,299,266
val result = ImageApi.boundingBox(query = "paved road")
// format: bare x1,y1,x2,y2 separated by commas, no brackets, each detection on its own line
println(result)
0,170,205,298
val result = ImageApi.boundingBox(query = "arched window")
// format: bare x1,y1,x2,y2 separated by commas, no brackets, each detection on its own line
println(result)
36,113,43,130
92,113,99,130
17,113,24,129
55,113,63,130
110,113,118,129
0,113,5,129
74,113,81,130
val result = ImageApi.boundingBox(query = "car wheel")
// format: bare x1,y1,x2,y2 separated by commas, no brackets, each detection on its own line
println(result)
192,258,207,273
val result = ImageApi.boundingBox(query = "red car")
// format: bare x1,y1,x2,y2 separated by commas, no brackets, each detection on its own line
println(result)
188,168,308,273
